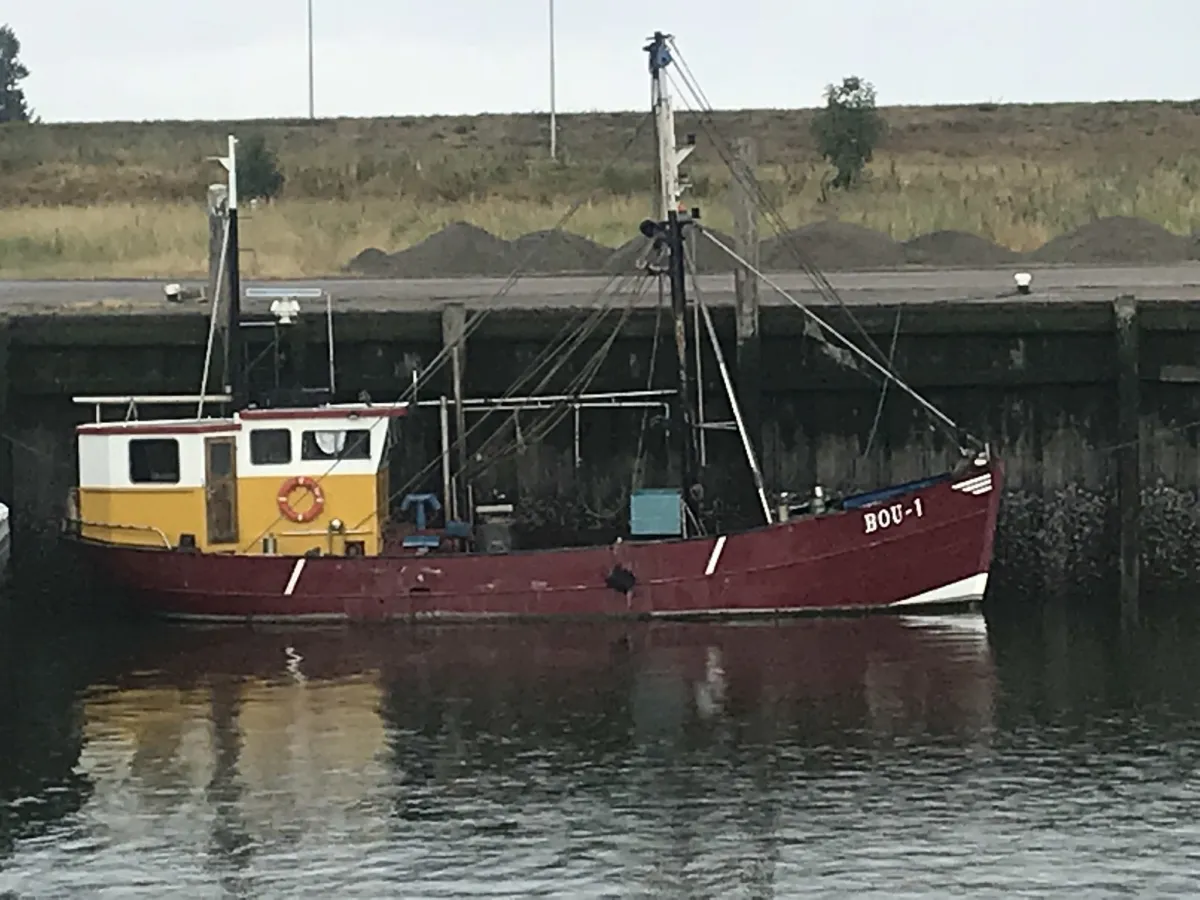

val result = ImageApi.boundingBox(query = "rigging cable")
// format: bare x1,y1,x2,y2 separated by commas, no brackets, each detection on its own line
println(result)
662,40,898,373
662,49,886,356
631,278,667,492
231,106,657,554
197,212,232,417
328,274,652,542
394,112,656,408
862,307,903,463
660,39,977,448
698,227,975,447
685,255,773,524
238,267,649,552
403,273,651,499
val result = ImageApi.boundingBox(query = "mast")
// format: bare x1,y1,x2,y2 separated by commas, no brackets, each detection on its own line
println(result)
220,135,247,411
645,31,701,533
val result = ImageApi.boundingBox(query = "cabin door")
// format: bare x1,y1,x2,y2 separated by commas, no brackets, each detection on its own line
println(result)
205,437,239,546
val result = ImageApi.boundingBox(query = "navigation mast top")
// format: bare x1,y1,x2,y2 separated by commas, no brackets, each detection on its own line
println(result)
645,31,695,221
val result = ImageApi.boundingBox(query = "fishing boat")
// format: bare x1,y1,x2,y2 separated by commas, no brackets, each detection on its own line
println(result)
61,32,1003,623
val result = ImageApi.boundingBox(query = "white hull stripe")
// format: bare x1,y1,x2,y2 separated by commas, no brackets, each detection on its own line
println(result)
888,572,988,607
648,572,990,618
704,535,727,577
283,558,306,596
159,571,988,624
951,473,993,496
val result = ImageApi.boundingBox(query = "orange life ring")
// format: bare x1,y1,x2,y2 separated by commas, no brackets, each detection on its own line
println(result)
277,475,325,523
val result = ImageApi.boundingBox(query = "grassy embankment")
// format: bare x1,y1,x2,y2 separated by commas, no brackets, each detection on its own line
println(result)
1,101,1200,278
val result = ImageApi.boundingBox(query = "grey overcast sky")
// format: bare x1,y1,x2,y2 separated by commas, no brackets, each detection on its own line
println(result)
6,1,1199,122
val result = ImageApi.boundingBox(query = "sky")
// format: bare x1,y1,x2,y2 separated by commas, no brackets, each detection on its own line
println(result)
5,1,1199,122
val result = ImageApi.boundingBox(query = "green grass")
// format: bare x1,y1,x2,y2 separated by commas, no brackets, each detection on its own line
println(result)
1,101,1199,278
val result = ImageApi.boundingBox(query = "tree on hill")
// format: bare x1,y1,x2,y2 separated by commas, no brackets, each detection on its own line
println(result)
237,134,285,201
0,24,33,124
810,76,885,190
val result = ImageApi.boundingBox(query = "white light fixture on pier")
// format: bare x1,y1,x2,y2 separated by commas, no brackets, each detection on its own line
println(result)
1014,272,1033,295
270,298,301,324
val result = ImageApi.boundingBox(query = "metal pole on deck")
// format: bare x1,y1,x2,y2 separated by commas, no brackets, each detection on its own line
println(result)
439,395,454,522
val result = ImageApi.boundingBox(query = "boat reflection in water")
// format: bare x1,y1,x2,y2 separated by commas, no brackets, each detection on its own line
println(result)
77,612,996,777
54,614,995,892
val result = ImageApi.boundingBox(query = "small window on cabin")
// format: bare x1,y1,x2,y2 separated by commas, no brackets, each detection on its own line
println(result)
250,429,292,465
129,438,180,484
301,429,371,461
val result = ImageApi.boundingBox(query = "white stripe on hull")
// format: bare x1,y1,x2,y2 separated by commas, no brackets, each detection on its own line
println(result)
283,558,306,596
643,572,988,618
151,571,990,624
160,610,348,624
951,473,993,496
888,572,988,607
704,535,727,576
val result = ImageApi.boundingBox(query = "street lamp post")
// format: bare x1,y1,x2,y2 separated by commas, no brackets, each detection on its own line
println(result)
548,0,557,159
307,0,315,119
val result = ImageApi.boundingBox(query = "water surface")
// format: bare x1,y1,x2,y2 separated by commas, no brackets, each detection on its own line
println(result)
2,605,1199,897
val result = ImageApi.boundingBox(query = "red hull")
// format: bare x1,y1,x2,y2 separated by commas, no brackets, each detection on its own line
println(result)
70,461,1003,623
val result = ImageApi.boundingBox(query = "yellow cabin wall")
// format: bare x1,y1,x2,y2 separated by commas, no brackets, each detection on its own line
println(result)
77,473,389,556
79,488,207,549
236,472,384,556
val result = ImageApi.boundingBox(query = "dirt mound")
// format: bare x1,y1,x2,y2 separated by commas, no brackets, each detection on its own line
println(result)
510,229,612,274
1029,216,1194,264
605,228,739,274
902,230,1018,266
760,221,905,270
379,222,514,277
351,224,618,277
343,247,391,276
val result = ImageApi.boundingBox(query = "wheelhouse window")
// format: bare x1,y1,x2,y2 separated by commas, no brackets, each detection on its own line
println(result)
129,438,180,484
301,429,370,461
250,428,292,465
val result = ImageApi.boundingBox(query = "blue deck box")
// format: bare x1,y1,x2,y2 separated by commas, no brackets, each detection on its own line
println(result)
630,488,683,537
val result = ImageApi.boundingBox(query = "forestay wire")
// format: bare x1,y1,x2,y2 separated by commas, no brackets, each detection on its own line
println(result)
662,37,980,451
